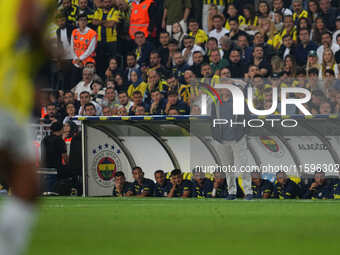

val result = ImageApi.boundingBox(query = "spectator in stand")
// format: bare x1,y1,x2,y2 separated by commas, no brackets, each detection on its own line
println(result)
319,100,333,114
250,46,271,77
113,73,129,93
92,0,121,77
61,0,78,26
83,103,97,116
164,90,190,115
102,87,119,109
307,0,320,24
292,0,308,24
226,17,248,41
41,103,63,125
144,70,169,104
162,0,191,35
148,50,169,78
124,52,139,82
205,37,224,59
72,67,94,100
236,34,250,64
228,48,248,78
78,0,95,29
105,57,121,81
158,31,171,67
129,91,145,115
117,91,134,112
191,51,205,77
127,69,148,98
295,28,318,66
182,36,205,66
320,48,339,78
171,23,186,47
167,39,180,68
78,91,102,115
332,17,340,45
56,12,74,91
63,103,80,125
188,19,208,47
241,4,258,32
272,0,293,17
209,49,228,75
224,4,245,31
70,14,97,86
278,34,297,59
283,55,297,77
209,15,229,48
147,90,166,115
102,106,113,116
269,15,297,50
172,51,190,84
317,32,339,63
133,31,155,66
319,0,338,32
257,1,272,19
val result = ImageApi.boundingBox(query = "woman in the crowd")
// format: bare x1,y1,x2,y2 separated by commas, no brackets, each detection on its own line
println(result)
320,48,339,79
171,22,186,47
257,1,272,18
284,55,297,78
63,121,78,143
105,57,121,81
114,73,129,93
307,0,320,24
242,4,258,31
127,69,148,99
311,17,328,45
224,3,245,31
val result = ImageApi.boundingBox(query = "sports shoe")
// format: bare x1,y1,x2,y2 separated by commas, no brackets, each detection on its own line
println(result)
225,194,237,200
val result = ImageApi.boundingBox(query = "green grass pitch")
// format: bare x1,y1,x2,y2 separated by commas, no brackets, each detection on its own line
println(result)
27,197,340,255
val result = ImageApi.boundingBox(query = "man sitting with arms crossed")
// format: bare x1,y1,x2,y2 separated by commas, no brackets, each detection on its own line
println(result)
303,171,334,199
191,169,213,198
273,171,301,199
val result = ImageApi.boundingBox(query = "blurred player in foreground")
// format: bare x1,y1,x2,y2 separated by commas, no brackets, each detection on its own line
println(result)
0,0,53,254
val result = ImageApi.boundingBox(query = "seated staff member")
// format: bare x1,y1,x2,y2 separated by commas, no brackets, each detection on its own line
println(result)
154,170,171,197
167,169,192,198
112,171,133,197
303,171,334,199
191,169,213,198
131,166,155,197
273,171,301,199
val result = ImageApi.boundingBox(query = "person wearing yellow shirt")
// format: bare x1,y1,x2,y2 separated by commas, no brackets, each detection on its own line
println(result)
61,0,79,26
224,3,245,31
268,15,297,49
188,19,208,46
0,1,55,255
127,69,148,98
292,0,308,24
92,0,121,77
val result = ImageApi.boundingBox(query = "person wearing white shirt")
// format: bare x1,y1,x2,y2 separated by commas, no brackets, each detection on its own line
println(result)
72,67,94,100
208,15,229,48
317,31,340,63
182,36,205,66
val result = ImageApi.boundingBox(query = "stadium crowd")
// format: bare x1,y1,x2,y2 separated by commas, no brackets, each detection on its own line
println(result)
112,167,340,199
40,0,340,129
18,0,340,197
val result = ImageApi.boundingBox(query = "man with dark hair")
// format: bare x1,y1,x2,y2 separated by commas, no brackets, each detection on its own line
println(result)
167,169,192,198
273,171,302,199
211,171,228,198
172,51,190,83
154,170,171,197
112,171,133,197
228,48,248,78
129,91,146,115
303,171,334,199
191,51,204,77
133,31,155,66
84,103,97,116
295,28,318,66
147,90,166,115
158,31,171,66
41,103,63,125
319,0,337,31
226,17,248,41
250,172,273,199
182,35,205,66
131,167,155,197
209,15,229,48
117,91,133,112
250,46,271,77
149,50,169,78
209,49,229,74
317,31,339,61
165,91,190,115
124,52,139,81
191,170,213,198
61,0,79,26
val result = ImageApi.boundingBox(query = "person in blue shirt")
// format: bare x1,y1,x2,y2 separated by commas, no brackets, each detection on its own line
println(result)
295,28,318,66
167,169,192,198
303,171,334,199
273,171,301,199
131,166,155,197
153,170,171,197
191,169,213,198
112,171,133,197
165,90,190,115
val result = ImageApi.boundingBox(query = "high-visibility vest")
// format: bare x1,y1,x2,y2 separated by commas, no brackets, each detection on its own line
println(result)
72,28,97,65
129,0,153,39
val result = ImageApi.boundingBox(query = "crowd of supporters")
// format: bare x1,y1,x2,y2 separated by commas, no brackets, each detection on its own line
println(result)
113,167,340,199
38,0,340,130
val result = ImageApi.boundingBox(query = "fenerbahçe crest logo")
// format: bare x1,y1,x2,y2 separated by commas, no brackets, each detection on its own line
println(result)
259,136,279,153
91,144,122,187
